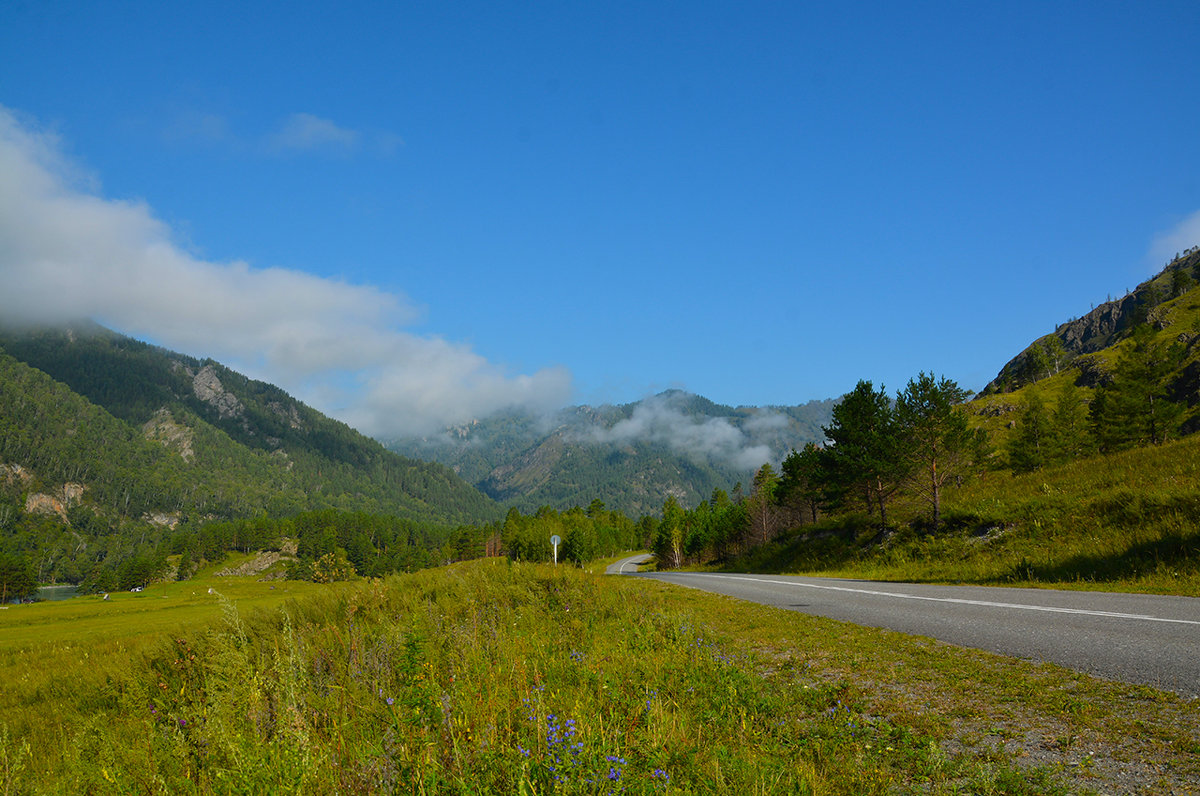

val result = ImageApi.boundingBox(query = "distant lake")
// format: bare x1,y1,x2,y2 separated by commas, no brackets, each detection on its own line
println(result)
37,585,80,601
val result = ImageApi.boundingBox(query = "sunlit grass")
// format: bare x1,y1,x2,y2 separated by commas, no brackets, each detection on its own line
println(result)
735,434,1200,596
3,561,1194,794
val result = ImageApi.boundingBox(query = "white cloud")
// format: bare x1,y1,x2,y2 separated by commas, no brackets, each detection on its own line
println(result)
163,108,232,145
0,105,570,436
580,393,775,471
1148,209,1200,268
267,112,361,154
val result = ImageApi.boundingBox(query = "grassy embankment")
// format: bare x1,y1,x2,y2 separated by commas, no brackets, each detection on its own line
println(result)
732,429,1200,596
732,283,1200,596
2,560,1197,794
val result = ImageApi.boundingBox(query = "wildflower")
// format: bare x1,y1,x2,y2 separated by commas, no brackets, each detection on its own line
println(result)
605,755,626,782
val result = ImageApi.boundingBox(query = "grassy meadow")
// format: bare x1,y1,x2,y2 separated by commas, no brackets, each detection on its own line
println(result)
2,560,1197,794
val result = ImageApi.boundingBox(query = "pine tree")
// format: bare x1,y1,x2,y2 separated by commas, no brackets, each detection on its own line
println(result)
1090,326,1184,450
1049,375,1091,462
746,463,780,545
778,442,824,524
821,380,905,532
1007,392,1052,473
895,373,983,532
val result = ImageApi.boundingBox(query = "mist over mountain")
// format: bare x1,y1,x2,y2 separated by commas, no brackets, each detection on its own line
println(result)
386,390,836,516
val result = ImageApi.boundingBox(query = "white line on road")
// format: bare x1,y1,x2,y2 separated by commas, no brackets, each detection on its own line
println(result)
661,574,1200,626
618,556,646,574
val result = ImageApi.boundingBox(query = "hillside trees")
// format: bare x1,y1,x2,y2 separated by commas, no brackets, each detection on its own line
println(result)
1050,375,1092,461
1007,392,1053,473
745,464,781,545
1090,326,1185,451
777,443,824,525
821,380,905,532
652,495,686,569
501,504,641,564
0,552,36,602
895,373,986,532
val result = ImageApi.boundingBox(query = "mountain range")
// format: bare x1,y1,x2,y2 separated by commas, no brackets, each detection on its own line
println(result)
3,245,1200,587
386,392,836,516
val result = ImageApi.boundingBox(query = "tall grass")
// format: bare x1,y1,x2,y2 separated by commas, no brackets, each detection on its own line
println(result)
0,561,1098,794
737,434,1200,595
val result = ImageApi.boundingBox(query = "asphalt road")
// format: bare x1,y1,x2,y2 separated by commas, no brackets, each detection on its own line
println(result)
605,553,653,575
628,571,1200,697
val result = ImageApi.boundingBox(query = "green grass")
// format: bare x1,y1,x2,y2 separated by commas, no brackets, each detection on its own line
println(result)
733,433,1200,596
3,561,1195,794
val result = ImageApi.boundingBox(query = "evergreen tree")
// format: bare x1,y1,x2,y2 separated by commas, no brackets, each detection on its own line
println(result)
1007,392,1052,473
1090,326,1184,451
821,380,905,532
778,443,824,525
746,463,780,546
895,373,982,532
0,553,36,603
1049,375,1091,462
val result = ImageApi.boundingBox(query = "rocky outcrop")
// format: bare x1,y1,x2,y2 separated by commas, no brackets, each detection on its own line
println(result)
24,483,85,522
215,550,295,578
144,512,182,529
193,364,245,420
142,408,195,462
975,402,1018,418
25,493,67,521
267,401,304,431
0,463,32,486
982,250,1200,394
1058,295,1138,354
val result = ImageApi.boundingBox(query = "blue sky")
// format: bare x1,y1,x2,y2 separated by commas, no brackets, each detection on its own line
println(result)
2,1,1199,439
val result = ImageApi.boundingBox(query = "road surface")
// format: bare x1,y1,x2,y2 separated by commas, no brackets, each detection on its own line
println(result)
625,571,1200,697
605,553,653,575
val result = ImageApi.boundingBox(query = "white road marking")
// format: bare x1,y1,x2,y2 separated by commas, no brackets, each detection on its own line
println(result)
618,556,646,574
661,573,1200,626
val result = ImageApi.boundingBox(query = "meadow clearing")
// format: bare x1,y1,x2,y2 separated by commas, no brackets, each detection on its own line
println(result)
1,559,1197,794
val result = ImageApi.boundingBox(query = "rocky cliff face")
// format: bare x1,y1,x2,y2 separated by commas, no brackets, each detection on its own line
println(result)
983,249,1200,393
192,364,245,420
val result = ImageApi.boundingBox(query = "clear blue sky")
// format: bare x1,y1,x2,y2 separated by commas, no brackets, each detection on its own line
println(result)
2,1,1198,438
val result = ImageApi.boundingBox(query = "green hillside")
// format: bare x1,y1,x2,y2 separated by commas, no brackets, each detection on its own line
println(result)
657,251,1200,595
0,323,501,589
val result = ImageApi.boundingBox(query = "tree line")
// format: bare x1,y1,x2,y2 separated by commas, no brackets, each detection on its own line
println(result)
645,372,988,569
1008,324,1189,472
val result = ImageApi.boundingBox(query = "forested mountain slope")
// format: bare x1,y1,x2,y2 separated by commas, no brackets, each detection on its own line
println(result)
0,323,500,586
388,391,836,516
